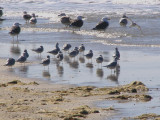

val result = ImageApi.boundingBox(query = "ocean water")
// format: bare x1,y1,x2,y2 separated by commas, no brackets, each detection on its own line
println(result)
1,0,160,119
1,0,160,47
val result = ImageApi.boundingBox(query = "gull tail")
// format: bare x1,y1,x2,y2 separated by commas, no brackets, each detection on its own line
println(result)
103,65,108,68
47,51,51,53
31,49,35,51
92,28,97,30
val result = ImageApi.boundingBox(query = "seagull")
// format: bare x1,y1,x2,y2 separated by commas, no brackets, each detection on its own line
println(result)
62,43,72,52
96,55,103,66
128,18,143,34
56,51,63,63
16,52,27,65
40,55,50,69
84,50,93,62
47,43,60,56
58,13,72,27
32,45,44,56
92,17,110,31
9,23,21,41
23,11,32,23
58,13,66,16
103,57,118,72
69,16,84,31
112,47,120,60
75,47,79,56
4,58,15,67
29,13,37,24
78,44,85,54
0,7,3,18
119,14,128,26
69,47,79,59
23,49,29,59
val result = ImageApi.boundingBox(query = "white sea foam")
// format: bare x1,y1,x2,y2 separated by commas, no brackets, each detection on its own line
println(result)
1,0,160,14
112,0,160,5
1,0,160,5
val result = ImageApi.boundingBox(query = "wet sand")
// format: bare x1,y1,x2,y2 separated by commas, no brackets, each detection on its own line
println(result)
0,58,157,120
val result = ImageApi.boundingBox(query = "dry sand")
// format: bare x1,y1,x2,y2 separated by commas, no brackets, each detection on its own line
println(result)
0,58,155,120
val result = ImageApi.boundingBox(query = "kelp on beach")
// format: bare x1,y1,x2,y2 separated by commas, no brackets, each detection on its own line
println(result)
53,81,151,101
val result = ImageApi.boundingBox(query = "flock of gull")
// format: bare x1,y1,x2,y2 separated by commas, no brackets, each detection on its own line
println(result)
1,8,141,72
5,41,120,72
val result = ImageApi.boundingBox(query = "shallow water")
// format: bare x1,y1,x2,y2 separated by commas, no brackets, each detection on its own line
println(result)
1,0,160,119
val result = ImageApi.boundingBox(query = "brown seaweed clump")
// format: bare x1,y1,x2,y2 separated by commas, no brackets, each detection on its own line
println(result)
107,94,152,102
36,105,100,120
53,81,150,102
62,105,99,120
41,95,65,104
0,80,39,87
96,81,148,95
123,113,160,120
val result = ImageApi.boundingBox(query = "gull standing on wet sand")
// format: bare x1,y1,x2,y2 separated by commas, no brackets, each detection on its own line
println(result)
23,11,32,23
69,16,84,31
4,58,15,67
56,51,63,64
32,46,44,57
69,47,79,60
9,23,21,41
96,55,103,67
16,52,27,65
92,17,110,31
78,44,85,55
23,49,29,60
29,13,37,24
62,43,72,53
119,13,128,26
0,7,3,19
112,47,120,60
103,57,118,73
41,55,50,69
84,50,93,63
47,43,60,56
58,13,72,28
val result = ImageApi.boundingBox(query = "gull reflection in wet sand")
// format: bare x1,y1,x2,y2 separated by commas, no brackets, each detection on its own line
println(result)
96,68,104,78
56,64,64,77
79,56,85,63
106,64,120,84
69,60,79,69
86,63,93,68
63,55,71,63
7,67,15,73
86,63,94,74
10,44,21,56
19,66,29,73
42,70,51,79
